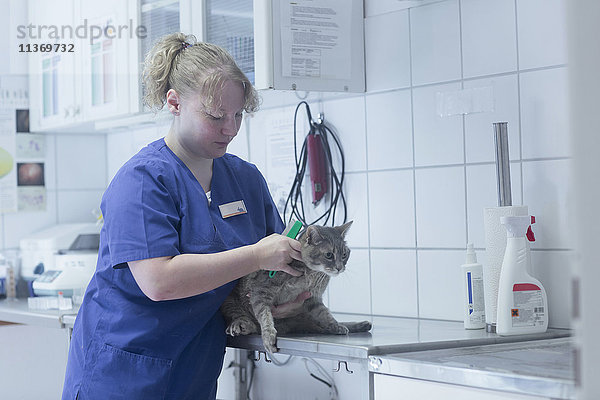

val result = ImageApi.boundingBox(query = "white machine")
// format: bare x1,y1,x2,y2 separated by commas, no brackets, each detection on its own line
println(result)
32,250,98,297
20,223,101,296
20,223,100,279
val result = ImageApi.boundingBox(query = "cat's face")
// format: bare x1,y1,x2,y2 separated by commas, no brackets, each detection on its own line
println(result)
300,221,353,277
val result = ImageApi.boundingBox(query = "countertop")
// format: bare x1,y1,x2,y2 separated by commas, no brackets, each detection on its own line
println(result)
0,298,78,329
226,313,570,362
1,299,573,397
368,337,575,399
0,298,571,367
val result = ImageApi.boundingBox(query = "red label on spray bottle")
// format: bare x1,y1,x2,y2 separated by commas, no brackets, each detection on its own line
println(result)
511,283,544,327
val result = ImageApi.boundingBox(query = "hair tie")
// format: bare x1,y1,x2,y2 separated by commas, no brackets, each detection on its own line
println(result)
181,41,192,50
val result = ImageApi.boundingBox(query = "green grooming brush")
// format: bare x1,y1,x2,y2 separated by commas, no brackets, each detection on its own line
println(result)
269,220,303,278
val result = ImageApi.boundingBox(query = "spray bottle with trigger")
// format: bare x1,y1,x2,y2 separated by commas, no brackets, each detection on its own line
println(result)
496,215,548,336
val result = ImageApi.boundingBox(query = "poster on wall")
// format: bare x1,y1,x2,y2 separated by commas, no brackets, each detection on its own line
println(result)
16,132,46,159
0,76,29,109
266,107,308,217
17,161,46,211
0,108,17,213
262,106,309,216
267,129,297,214
0,77,44,213
15,108,46,212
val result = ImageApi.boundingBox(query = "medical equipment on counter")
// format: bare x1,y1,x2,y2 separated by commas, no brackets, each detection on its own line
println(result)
31,230,99,297
28,291,73,310
20,223,100,280
284,101,347,227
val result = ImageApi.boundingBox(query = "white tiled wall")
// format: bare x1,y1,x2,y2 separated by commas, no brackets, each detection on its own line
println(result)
248,0,571,329
1,0,571,329
1,134,107,249
516,0,568,70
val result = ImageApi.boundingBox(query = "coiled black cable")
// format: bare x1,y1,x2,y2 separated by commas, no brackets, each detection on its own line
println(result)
283,101,347,227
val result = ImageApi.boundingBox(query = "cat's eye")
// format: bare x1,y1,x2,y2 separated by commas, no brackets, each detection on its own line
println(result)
325,252,334,260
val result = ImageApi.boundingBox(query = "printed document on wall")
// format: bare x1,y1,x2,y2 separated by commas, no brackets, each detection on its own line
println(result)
280,0,351,81
0,109,17,213
254,107,308,215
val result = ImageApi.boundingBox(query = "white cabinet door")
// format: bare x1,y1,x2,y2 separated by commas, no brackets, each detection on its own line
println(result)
28,0,81,131
203,0,255,84
79,0,139,121
374,374,550,400
0,324,69,399
29,0,140,131
179,0,205,40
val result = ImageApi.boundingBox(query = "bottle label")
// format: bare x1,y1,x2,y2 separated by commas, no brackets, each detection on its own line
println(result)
467,271,485,322
511,283,545,327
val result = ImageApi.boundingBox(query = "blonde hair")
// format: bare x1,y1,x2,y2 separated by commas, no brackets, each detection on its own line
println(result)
142,33,260,113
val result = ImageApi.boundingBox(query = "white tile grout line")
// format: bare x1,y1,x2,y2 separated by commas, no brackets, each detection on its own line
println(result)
407,7,421,319
316,94,333,309
514,0,525,207
352,246,573,252
341,156,571,176
458,0,469,247
275,63,568,109
361,94,374,316
348,64,567,101
53,133,60,224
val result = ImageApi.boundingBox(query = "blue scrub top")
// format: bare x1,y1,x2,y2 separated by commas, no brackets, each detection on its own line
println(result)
62,138,284,400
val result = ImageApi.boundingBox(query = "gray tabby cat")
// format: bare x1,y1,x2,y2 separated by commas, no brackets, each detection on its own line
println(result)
221,221,372,353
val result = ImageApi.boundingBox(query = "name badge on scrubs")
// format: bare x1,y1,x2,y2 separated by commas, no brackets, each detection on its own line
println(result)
219,200,247,218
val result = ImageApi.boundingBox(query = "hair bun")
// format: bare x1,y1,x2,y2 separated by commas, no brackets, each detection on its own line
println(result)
142,32,259,113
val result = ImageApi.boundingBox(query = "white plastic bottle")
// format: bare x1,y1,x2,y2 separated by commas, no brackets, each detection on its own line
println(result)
496,216,548,336
461,244,486,329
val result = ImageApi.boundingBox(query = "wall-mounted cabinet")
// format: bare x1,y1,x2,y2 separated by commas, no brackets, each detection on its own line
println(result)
28,0,365,132
28,0,204,132
28,0,140,132
205,0,255,85
136,0,204,111
203,0,366,93
254,0,365,92
28,0,81,131
78,0,139,122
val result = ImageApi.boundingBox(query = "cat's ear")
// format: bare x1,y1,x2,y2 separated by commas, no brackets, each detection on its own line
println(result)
306,226,324,245
336,221,353,238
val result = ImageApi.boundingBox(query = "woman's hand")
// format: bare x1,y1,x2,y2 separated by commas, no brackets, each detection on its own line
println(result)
271,291,311,318
251,234,303,276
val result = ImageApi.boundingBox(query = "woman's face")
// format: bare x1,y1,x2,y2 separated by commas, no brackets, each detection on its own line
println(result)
173,80,245,160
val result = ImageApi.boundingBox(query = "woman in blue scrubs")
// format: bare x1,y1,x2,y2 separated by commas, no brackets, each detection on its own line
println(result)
62,33,303,400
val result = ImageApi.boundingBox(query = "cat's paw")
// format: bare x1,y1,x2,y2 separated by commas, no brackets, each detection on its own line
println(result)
352,321,372,332
340,320,373,333
334,324,350,335
226,317,258,336
261,328,279,353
